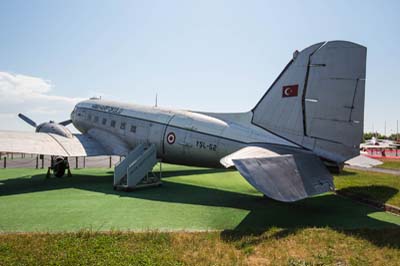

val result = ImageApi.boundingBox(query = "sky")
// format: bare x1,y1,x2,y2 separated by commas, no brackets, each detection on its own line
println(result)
0,0,399,134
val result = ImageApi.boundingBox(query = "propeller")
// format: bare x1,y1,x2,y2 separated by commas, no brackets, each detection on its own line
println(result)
18,113,37,128
18,113,72,128
59,119,72,126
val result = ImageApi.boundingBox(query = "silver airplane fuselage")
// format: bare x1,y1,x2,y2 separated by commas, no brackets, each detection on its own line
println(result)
71,99,298,167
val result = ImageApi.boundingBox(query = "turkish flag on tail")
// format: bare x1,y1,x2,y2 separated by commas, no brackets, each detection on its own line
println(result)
282,84,299,97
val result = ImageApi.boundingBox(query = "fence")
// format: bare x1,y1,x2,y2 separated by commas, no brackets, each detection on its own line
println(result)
0,153,122,169
364,148,400,158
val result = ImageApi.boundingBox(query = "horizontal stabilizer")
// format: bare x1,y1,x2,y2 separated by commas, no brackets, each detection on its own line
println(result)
345,155,382,168
232,153,334,202
220,146,279,168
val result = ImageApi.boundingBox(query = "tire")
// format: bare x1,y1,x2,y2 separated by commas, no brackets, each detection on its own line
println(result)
53,157,66,178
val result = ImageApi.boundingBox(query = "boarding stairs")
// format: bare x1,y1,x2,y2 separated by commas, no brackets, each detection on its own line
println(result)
113,144,162,191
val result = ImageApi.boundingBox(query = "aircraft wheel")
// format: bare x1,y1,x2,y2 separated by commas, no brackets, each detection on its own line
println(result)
53,157,67,177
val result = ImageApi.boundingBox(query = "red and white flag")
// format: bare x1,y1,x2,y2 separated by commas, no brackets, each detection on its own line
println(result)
282,84,298,97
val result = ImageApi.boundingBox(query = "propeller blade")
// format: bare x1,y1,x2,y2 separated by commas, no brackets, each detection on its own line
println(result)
59,119,72,126
18,113,37,128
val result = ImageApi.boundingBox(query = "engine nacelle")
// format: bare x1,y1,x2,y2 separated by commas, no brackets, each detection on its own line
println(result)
36,121,73,138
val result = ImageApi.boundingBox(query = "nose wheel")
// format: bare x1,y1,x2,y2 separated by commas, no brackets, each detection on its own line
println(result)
46,156,72,178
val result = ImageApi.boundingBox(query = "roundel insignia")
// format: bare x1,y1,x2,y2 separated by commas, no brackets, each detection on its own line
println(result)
167,132,176,145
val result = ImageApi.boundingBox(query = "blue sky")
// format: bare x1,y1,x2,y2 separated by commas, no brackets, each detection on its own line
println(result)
0,0,399,134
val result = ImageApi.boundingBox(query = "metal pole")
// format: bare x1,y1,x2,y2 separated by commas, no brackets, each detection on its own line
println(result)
83,157,86,168
3,157,6,169
36,156,39,169
41,156,44,169
76,157,78,169
384,120,386,137
109,156,112,168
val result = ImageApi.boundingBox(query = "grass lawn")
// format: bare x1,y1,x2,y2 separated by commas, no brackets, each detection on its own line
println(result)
0,164,399,232
334,169,400,207
1,229,399,266
0,165,400,265
377,159,400,170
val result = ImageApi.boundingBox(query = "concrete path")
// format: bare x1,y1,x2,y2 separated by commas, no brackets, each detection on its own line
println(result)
345,165,400,176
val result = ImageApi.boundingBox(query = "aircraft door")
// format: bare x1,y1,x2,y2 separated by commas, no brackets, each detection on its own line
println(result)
148,121,166,155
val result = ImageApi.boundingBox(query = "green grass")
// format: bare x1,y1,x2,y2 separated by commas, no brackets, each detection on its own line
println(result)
1,165,400,265
0,164,399,233
0,229,400,266
377,159,400,170
334,169,400,206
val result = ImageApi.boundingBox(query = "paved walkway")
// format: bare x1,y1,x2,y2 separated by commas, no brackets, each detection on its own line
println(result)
345,165,400,176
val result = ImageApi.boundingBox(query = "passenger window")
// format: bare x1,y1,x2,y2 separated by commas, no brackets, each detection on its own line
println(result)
120,122,126,130
130,125,136,133
94,116,99,123
102,118,107,125
111,120,116,128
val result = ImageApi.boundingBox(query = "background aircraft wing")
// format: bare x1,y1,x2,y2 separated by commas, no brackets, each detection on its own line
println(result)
0,131,111,157
220,146,334,202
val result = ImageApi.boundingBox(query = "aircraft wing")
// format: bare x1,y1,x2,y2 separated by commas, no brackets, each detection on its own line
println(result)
0,131,111,157
220,146,334,202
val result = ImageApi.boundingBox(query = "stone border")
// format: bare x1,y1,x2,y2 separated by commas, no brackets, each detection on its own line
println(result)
335,190,400,216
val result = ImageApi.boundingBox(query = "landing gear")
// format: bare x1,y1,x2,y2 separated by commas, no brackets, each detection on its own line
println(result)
46,156,72,178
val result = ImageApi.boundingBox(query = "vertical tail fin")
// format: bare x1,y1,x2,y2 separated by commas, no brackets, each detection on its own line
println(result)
252,41,367,163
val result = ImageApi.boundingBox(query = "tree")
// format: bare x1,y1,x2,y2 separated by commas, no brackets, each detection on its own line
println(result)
363,132,385,142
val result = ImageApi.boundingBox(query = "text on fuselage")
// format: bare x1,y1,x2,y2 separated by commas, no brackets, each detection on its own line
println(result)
196,140,217,151
92,104,123,114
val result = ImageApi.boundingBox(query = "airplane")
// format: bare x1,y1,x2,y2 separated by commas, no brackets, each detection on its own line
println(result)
361,137,400,149
0,40,367,202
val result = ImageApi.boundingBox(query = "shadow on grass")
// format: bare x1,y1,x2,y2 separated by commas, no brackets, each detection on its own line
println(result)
161,168,232,178
336,185,399,204
0,168,399,248
103,168,231,178
336,170,357,176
